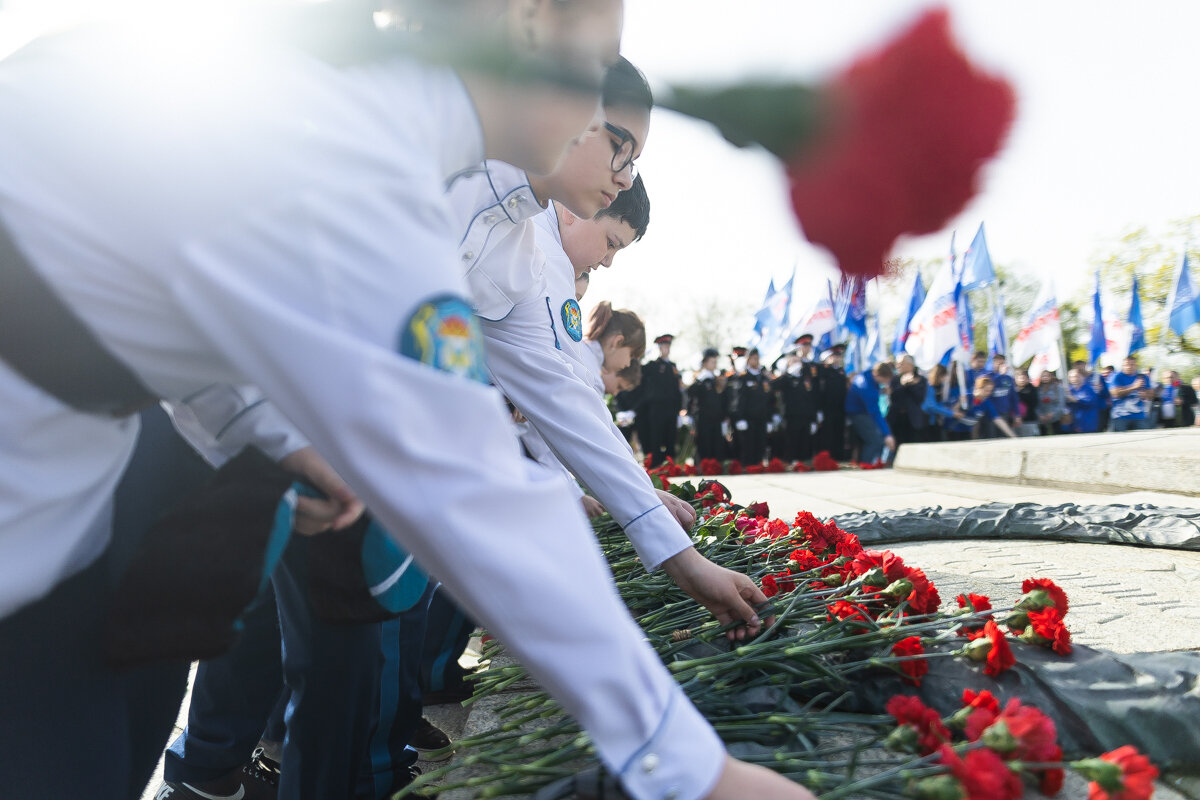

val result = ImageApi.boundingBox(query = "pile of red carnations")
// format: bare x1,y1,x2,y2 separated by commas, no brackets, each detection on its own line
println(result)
407,481,1158,800
688,451,885,478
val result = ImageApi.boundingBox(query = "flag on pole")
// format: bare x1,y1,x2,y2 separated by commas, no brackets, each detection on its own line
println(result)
865,314,882,367
892,270,926,355
835,275,868,338
988,289,1008,358
954,282,974,358
904,259,960,370
960,222,996,291
1166,252,1200,337
1087,270,1106,366
1011,279,1062,373
787,280,837,346
1127,273,1145,355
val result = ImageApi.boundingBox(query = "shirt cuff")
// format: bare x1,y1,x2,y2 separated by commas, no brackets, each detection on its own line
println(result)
617,687,726,800
622,504,693,572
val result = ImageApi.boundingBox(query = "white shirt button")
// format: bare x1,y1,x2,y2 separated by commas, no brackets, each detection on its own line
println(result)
640,753,659,774
462,251,474,261
484,214,497,225
507,196,521,209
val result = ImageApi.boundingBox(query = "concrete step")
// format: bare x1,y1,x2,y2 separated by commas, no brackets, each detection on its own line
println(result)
893,427,1200,496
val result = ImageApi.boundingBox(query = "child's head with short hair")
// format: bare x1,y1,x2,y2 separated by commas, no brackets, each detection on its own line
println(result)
605,361,641,395
585,300,645,373
974,374,994,399
560,174,649,279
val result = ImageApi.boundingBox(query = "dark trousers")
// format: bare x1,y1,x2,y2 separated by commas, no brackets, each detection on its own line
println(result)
361,584,433,799
0,549,191,800
167,537,383,800
819,411,847,460
694,417,724,462
420,584,475,697
640,405,678,466
783,416,815,462
737,417,767,466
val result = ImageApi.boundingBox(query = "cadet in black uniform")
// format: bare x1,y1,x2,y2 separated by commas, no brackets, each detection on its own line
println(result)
638,334,683,467
772,335,823,462
817,343,850,460
731,348,772,466
687,348,728,463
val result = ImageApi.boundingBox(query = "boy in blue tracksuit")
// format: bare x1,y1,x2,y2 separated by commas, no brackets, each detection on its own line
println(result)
845,363,895,463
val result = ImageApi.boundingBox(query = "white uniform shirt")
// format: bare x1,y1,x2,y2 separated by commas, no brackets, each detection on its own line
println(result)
451,165,688,570
0,29,721,800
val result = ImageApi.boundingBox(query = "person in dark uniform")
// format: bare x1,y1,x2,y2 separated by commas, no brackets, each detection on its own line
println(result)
638,334,684,467
687,348,728,463
817,343,849,460
887,354,930,447
730,347,772,466
772,335,823,463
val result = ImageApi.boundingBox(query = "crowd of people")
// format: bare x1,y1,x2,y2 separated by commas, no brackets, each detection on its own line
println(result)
616,338,1200,470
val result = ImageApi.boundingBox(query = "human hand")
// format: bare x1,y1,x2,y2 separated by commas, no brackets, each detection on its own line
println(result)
278,446,365,535
662,547,773,641
656,488,697,531
883,435,896,452
704,754,817,800
581,495,606,518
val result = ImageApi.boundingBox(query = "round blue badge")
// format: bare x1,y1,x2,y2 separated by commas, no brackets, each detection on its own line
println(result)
399,294,488,384
561,298,583,342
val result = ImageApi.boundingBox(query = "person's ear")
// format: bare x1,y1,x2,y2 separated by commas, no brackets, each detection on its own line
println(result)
611,334,625,349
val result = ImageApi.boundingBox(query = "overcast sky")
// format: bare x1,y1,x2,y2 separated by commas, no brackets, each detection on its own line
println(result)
599,1,1200,364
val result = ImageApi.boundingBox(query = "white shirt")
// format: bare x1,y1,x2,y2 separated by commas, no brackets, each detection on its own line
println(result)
452,165,688,570
0,28,721,800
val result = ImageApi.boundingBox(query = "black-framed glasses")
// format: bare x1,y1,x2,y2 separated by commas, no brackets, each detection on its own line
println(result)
603,121,638,177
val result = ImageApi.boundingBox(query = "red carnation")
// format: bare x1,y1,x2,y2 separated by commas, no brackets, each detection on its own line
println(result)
891,636,929,686
698,457,723,476
1038,744,1065,796
936,744,1024,800
969,698,1058,765
744,464,765,474
957,593,993,614
885,695,950,755
828,600,874,632
1081,746,1158,800
1022,607,1073,656
765,457,788,473
724,460,743,476
761,573,779,598
787,9,1015,279
788,548,824,572
965,620,1016,677
1020,578,1070,616
963,689,1001,714
791,461,811,473
761,570,795,598
812,450,840,471
743,500,769,518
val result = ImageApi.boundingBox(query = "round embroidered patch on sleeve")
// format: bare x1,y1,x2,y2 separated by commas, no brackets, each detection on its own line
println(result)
399,295,489,384
560,298,583,342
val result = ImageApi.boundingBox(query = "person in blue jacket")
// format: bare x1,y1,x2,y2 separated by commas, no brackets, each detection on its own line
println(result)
987,354,1019,424
845,362,896,463
964,376,1017,438
1066,367,1102,433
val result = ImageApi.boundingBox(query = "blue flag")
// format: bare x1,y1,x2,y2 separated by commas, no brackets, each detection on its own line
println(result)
988,289,1008,359
835,275,868,338
954,280,974,357
1088,270,1106,365
1167,252,1200,337
960,223,996,291
1127,274,1145,355
892,270,926,355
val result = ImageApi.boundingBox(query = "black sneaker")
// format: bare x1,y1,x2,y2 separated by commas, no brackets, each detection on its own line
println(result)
411,717,454,761
152,747,279,800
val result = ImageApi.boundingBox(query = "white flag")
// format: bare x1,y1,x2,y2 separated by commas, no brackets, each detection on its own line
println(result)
1010,279,1061,371
904,261,959,370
